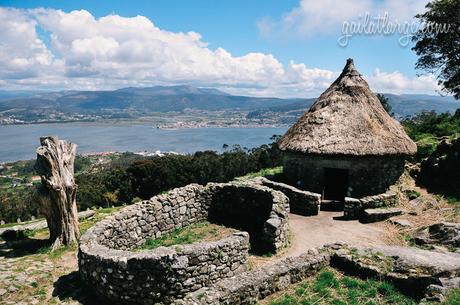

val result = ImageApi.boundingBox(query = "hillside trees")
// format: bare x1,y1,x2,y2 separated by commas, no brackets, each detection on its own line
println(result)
412,0,460,98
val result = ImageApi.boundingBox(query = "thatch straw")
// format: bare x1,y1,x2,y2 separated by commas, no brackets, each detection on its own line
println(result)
278,59,417,156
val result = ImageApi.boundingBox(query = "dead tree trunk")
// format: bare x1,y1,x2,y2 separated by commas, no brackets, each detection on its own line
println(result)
34,136,79,250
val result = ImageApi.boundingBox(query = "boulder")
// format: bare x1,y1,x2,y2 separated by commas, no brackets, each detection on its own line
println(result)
408,195,439,211
414,222,460,250
360,207,403,223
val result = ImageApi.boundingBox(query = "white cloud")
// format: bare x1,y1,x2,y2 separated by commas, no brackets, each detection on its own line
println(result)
368,69,439,94
0,8,54,79
0,7,440,97
258,0,430,40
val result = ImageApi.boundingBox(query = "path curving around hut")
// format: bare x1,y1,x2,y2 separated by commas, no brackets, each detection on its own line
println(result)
284,211,389,257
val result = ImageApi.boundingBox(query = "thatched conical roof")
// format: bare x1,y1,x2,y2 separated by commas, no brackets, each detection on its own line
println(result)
278,59,417,156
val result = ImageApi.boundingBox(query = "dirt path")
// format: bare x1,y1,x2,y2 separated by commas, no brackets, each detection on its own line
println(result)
283,211,389,257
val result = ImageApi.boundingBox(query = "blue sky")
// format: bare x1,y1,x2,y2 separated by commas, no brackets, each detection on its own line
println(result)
0,0,439,97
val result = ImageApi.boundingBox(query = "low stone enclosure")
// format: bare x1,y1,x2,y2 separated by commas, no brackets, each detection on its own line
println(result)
79,181,290,303
79,177,403,304
176,243,460,304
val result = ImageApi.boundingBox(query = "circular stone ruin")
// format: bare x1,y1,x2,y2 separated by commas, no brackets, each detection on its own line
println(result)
79,181,289,304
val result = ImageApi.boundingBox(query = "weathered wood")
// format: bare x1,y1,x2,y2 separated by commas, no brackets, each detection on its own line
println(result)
34,136,79,250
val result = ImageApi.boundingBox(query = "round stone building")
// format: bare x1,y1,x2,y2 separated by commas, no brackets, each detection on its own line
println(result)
278,59,417,200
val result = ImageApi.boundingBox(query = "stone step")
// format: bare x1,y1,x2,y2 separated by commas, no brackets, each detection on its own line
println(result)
388,218,413,228
360,207,403,223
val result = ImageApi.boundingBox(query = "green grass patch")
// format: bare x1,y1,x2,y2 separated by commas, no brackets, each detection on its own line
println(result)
404,189,421,200
264,269,416,305
35,244,75,260
442,288,460,305
415,134,439,159
237,166,283,180
79,206,123,235
138,221,237,250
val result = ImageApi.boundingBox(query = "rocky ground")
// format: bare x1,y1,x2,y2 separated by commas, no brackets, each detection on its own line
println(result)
0,241,81,305
0,208,121,305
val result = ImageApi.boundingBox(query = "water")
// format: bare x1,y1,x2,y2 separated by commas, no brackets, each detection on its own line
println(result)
0,123,287,162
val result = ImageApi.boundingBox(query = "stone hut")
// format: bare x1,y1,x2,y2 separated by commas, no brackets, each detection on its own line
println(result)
278,59,417,199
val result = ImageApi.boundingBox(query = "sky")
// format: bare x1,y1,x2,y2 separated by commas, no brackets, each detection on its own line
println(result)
0,0,443,97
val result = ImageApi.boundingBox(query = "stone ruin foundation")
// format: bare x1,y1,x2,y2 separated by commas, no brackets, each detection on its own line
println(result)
78,181,290,303
79,177,405,304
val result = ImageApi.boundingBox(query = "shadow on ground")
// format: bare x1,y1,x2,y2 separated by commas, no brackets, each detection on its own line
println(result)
53,271,110,305
0,237,50,258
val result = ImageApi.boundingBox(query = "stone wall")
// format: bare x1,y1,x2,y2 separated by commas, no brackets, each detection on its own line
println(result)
283,152,405,198
174,246,334,305
251,177,321,216
79,181,290,304
79,232,249,304
207,182,290,253
343,192,397,220
89,184,211,250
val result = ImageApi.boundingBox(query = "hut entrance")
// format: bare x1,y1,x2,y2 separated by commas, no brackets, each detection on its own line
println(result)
323,168,349,201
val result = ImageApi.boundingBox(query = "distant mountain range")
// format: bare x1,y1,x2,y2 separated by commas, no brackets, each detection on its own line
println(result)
0,85,458,124
0,85,303,114
247,93,459,120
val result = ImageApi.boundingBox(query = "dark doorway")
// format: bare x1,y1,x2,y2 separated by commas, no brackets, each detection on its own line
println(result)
323,168,349,201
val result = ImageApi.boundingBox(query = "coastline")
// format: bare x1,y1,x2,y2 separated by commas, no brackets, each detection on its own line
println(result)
0,124,287,163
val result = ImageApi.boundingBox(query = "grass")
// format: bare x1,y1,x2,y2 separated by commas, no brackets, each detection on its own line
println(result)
237,166,283,180
262,269,416,305
79,206,123,234
36,244,77,260
415,134,439,158
443,288,460,305
138,221,237,250
405,189,421,200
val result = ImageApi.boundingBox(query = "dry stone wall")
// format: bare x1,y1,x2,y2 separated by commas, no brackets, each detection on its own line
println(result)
251,177,321,216
174,246,334,305
207,182,290,253
79,181,290,304
343,191,397,220
283,153,405,198
79,232,249,304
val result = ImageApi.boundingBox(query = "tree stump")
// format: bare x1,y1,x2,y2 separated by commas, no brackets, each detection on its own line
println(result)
34,136,79,250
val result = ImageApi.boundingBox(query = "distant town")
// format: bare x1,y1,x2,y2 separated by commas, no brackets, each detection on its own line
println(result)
0,109,296,128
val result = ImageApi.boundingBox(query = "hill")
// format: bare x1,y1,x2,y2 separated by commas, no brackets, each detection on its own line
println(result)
0,85,458,124
0,85,303,122
247,93,459,123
